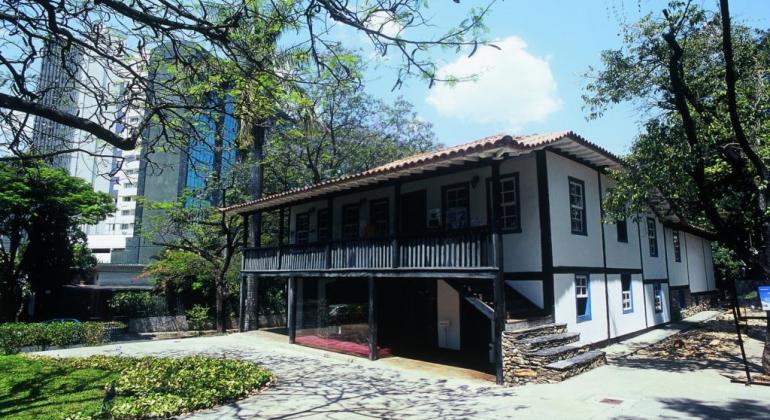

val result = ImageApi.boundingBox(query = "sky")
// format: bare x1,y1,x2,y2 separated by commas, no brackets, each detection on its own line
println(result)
336,0,770,155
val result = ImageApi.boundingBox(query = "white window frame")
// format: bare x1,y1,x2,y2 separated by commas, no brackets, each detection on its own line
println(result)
569,177,586,235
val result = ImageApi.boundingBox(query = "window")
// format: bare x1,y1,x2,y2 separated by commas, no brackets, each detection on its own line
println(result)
443,183,470,230
120,223,131,230
317,209,330,242
120,209,134,216
653,282,663,313
369,199,389,237
122,196,133,202
647,217,658,257
295,213,310,244
621,274,633,314
672,230,682,262
489,174,521,232
568,177,587,235
342,204,360,239
575,274,591,322
616,218,628,243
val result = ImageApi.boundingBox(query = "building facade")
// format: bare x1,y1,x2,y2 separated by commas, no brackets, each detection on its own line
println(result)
225,131,717,385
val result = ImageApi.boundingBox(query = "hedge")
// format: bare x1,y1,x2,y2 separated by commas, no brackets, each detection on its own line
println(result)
0,322,124,354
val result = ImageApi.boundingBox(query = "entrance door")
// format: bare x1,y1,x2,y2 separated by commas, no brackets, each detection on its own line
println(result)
399,190,427,233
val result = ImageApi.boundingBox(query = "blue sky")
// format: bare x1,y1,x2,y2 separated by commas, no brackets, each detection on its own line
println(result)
344,0,770,155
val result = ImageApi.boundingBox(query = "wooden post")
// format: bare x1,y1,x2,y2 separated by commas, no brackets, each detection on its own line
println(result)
326,197,333,268
392,183,401,268
490,159,506,385
368,275,378,361
288,277,297,344
277,208,285,270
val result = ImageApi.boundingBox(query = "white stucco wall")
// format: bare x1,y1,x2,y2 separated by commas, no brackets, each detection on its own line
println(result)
685,232,709,293
553,272,608,343
644,282,671,326
506,280,544,308
546,152,604,269
665,227,689,287
640,215,668,280
600,176,643,270
500,154,542,272
436,280,461,350
606,273,646,337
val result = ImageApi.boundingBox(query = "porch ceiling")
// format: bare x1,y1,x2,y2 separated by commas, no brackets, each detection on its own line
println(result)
222,131,623,215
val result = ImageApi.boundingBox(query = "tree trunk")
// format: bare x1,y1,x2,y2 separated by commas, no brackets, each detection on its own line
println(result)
216,278,227,333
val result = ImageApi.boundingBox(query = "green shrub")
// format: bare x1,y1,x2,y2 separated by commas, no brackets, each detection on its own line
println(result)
185,305,211,331
59,355,274,418
108,291,169,318
0,322,123,354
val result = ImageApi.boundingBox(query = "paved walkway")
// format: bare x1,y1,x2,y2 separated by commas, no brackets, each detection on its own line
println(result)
41,312,770,419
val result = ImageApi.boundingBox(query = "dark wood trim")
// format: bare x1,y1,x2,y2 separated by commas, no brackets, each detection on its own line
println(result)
278,207,285,246
369,197,390,238
341,202,361,240
242,214,250,248
643,278,669,284
552,266,643,275
646,217,659,258
662,226,671,294
598,171,611,341
669,284,690,290
368,276,378,361
287,277,297,344
536,150,555,316
485,173,522,234
441,181,471,230
392,183,401,268
505,272,545,280
490,159,505,385
636,219,649,328
567,176,588,236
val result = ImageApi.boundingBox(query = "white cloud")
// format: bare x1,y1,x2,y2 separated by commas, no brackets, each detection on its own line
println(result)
364,11,403,38
426,36,561,131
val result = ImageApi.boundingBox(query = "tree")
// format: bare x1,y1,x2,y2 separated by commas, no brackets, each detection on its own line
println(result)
584,0,770,372
265,54,440,191
0,163,114,321
0,0,493,170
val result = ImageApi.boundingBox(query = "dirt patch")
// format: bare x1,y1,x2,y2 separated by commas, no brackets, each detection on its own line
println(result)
625,310,770,383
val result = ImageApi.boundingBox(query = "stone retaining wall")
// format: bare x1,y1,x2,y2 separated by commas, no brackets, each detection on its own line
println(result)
129,315,188,333
501,324,565,386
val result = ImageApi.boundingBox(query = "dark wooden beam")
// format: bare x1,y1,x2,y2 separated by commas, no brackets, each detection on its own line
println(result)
536,150,555,316
490,159,505,385
287,277,297,344
598,171,611,341
392,183,401,268
368,276,378,361
242,268,499,279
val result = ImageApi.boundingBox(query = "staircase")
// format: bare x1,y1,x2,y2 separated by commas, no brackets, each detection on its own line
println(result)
501,322,606,385
444,279,543,321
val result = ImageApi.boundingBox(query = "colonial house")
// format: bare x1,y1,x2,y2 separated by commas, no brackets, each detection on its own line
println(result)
223,131,717,385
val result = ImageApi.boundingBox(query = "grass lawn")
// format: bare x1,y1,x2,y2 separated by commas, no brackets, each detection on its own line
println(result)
0,354,273,419
0,355,116,419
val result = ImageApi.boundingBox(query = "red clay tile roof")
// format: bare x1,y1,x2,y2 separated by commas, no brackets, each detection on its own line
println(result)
222,130,622,214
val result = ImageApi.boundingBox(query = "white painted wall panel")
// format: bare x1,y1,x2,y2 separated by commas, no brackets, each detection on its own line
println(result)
501,155,541,272
606,273,646,337
553,272,608,344
666,228,689,287
546,152,604,268
644,282,671,326
640,215,668,279
685,233,709,293
506,280,544,308
437,280,461,350
600,176,643,270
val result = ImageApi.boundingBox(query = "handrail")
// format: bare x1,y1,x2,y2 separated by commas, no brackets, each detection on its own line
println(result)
243,225,492,253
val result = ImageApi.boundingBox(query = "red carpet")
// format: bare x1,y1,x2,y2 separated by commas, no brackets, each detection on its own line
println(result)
295,335,392,358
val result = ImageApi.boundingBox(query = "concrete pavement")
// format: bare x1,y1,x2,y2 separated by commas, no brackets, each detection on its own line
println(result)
40,317,770,419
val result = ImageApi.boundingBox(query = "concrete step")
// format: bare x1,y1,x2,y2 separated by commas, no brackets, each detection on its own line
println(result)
518,331,579,351
543,350,606,381
525,344,586,365
505,319,563,336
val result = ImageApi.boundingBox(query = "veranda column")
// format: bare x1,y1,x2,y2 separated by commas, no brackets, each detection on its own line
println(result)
368,275,378,361
242,210,262,331
287,277,297,344
490,159,506,385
